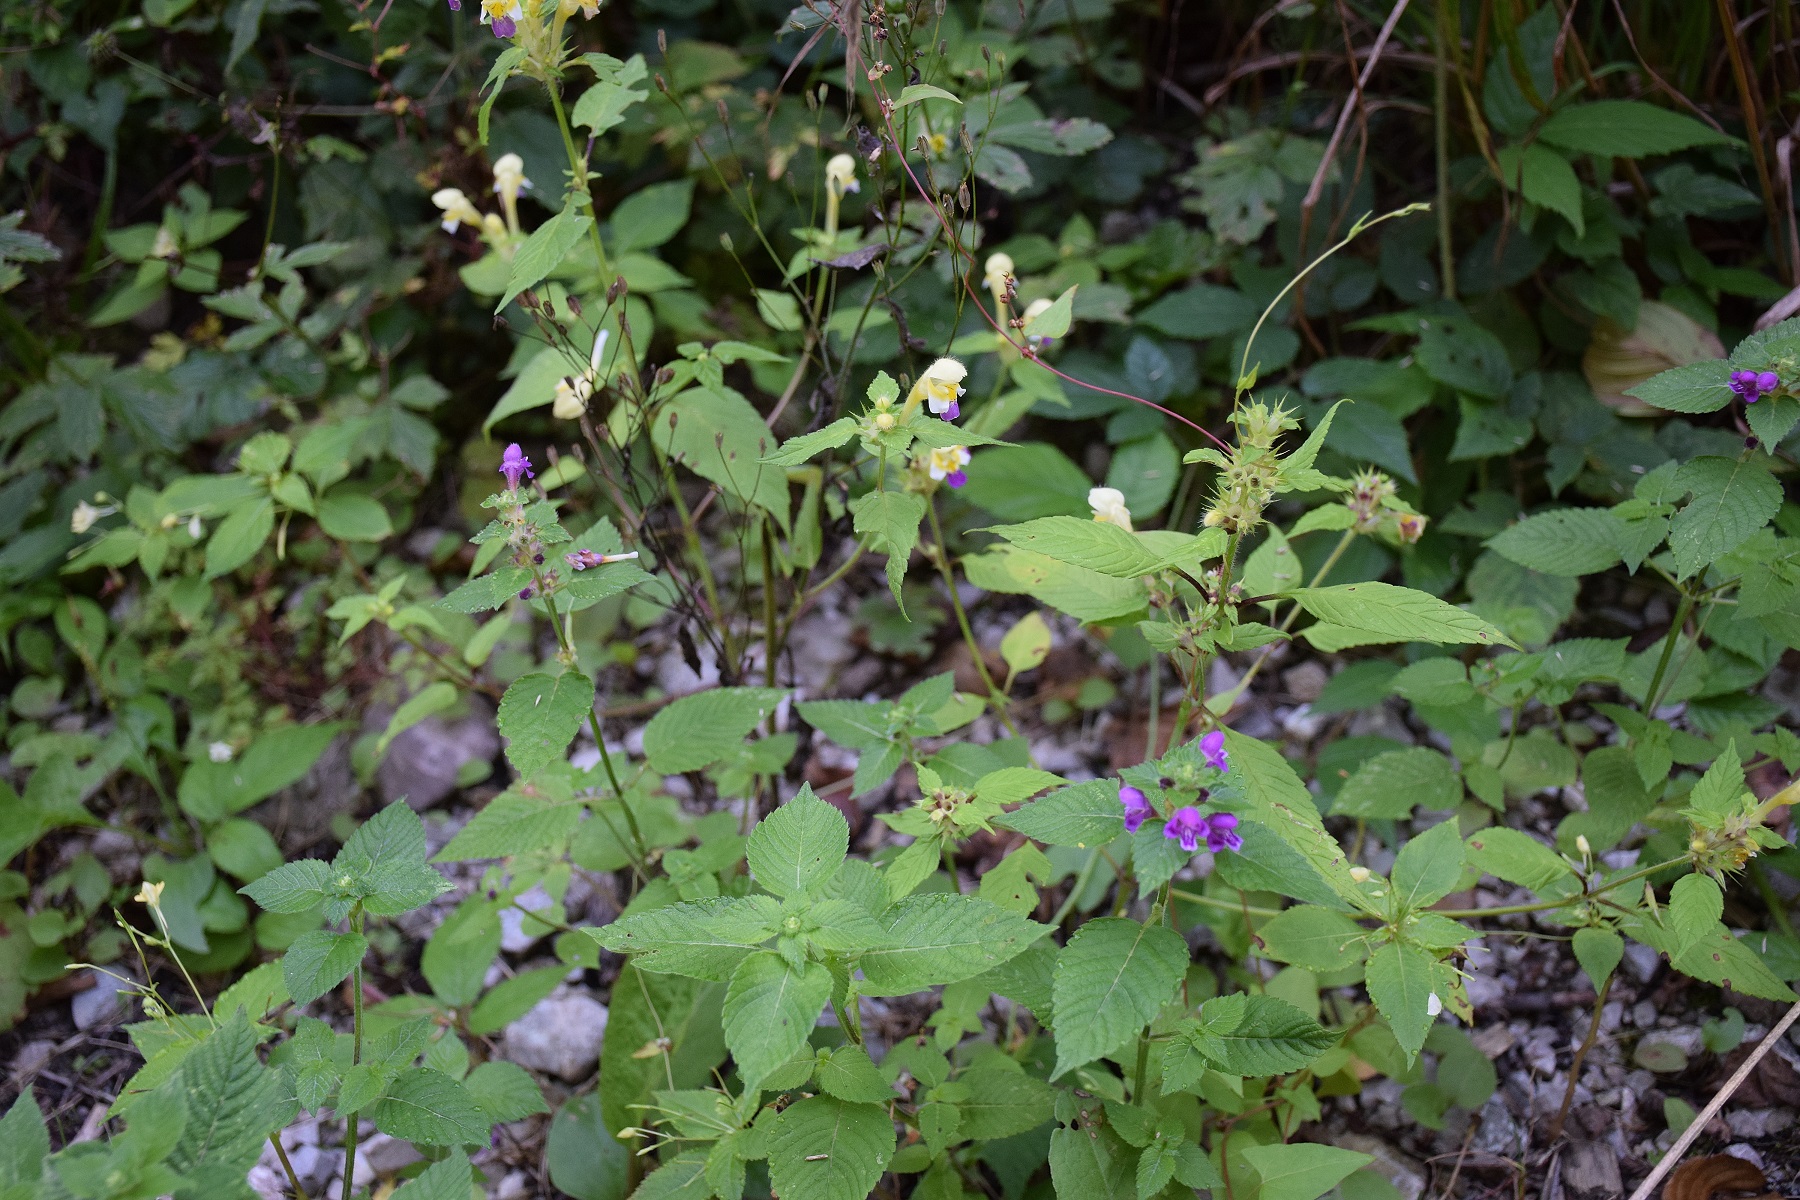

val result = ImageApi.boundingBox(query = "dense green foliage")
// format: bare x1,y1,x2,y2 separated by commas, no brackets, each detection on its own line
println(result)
3,0,1800,1197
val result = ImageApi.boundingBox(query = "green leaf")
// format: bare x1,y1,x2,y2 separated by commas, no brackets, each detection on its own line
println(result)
1049,918,1188,1078
1256,906,1369,972
1464,827,1575,894
815,1045,894,1104
643,687,786,775
851,489,927,605
857,894,1048,995
497,671,596,780
608,180,694,254
1333,748,1461,820
895,84,960,106
1486,508,1628,577
282,930,368,1007
1390,819,1465,914
767,1097,895,1200
391,1151,476,1200
723,952,831,1090
985,517,1163,578
499,203,594,312
1571,928,1624,990
369,1068,491,1146
591,897,779,980
953,1067,1054,1139
632,1153,710,1200
1184,993,1337,1076
439,567,532,613
163,1013,296,1195
599,967,726,1136
570,59,648,136
1540,100,1739,158
1135,283,1258,340
746,785,849,899
1241,1142,1372,1200
654,387,790,531
1288,582,1516,648
762,418,860,467
435,791,584,862
1670,457,1781,579
337,802,451,916
205,496,273,579
1624,360,1733,414
0,1092,49,1195
240,858,333,913
548,1092,631,1200
1494,143,1584,234
1669,873,1723,955
464,1060,549,1123
1365,941,1439,1059
998,779,1125,848
316,493,393,542
1048,1124,1134,1200
1022,285,1076,341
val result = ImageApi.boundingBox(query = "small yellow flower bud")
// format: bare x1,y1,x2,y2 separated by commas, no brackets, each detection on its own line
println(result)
874,412,896,430
1349,866,1372,883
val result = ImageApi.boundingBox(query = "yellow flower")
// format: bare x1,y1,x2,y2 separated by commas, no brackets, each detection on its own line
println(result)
553,375,592,420
135,880,166,908
824,154,860,197
1088,487,1132,531
924,445,970,485
70,500,107,535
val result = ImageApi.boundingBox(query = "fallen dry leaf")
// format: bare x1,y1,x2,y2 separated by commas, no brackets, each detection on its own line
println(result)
1661,1154,1777,1200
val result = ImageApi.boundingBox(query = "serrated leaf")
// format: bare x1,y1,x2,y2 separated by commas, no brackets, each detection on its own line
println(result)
369,1068,491,1146
0,1091,49,1193
1539,100,1739,158
986,516,1163,578
163,1013,296,1195
998,779,1125,848
767,1097,895,1200
439,567,532,613
1049,918,1187,1078
815,1045,894,1104
1391,819,1465,914
1668,873,1724,955
498,671,596,780
1487,508,1628,576
1241,1142,1371,1200
1333,748,1461,820
643,687,785,775
239,858,333,913
1287,582,1516,648
762,418,860,466
1571,928,1624,990
745,785,848,899
499,204,593,312
851,489,926,606
336,802,450,916
1464,827,1575,894
591,896,779,980
857,894,1048,995
1624,360,1733,413
391,1151,476,1200
722,952,831,1090
282,930,367,1007
1670,457,1781,579
434,791,584,861
953,1067,1054,1139
1256,906,1369,972
1365,941,1439,1059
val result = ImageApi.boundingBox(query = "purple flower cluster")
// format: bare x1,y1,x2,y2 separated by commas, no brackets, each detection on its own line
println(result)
1117,784,1241,854
1730,369,1780,404
565,548,606,570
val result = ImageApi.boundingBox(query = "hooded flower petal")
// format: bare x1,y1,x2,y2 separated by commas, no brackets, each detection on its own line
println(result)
1199,729,1229,773
1119,784,1152,834
1163,806,1208,853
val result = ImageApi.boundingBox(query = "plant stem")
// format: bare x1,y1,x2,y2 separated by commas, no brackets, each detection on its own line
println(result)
1642,588,1697,715
1548,972,1612,1141
926,497,1019,738
1145,659,1161,761
271,1137,307,1200
1434,0,1457,300
1132,1032,1151,1101
546,83,613,284
1233,528,1357,698
341,909,366,1200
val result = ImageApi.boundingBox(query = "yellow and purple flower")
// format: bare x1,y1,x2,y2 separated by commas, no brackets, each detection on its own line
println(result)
911,358,967,421
479,0,521,36
926,445,970,488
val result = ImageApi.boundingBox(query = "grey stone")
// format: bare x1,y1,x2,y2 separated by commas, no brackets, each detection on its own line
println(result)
1622,941,1661,984
1649,1025,1705,1057
377,698,500,811
10,1039,58,1081
496,1170,534,1200
1281,661,1329,702
1561,1139,1622,1200
357,1132,424,1176
71,969,133,1030
1726,1108,1794,1138
499,884,557,954
503,989,608,1081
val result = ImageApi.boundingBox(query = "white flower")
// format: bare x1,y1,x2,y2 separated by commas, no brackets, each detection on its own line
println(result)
1349,866,1372,883
983,252,1014,305
554,375,592,420
149,226,178,260
825,153,860,197
208,741,235,763
70,500,106,535
491,152,530,203
912,357,967,418
925,445,970,482
1089,486,1132,531
187,514,203,540
1575,834,1591,857
552,330,609,420
134,880,166,908
1426,992,1443,1017
431,187,483,234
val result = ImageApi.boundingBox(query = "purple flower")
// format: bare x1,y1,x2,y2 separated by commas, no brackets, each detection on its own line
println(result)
944,469,967,488
1164,806,1208,853
1730,368,1781,404
940,399,959,421
1203,812,1242,854
490,14,515,35
499,442,533,491
1199,729,1229,773
518,586,534,600
1119,785,1152,834
446,0,460,10
566,548,604,570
